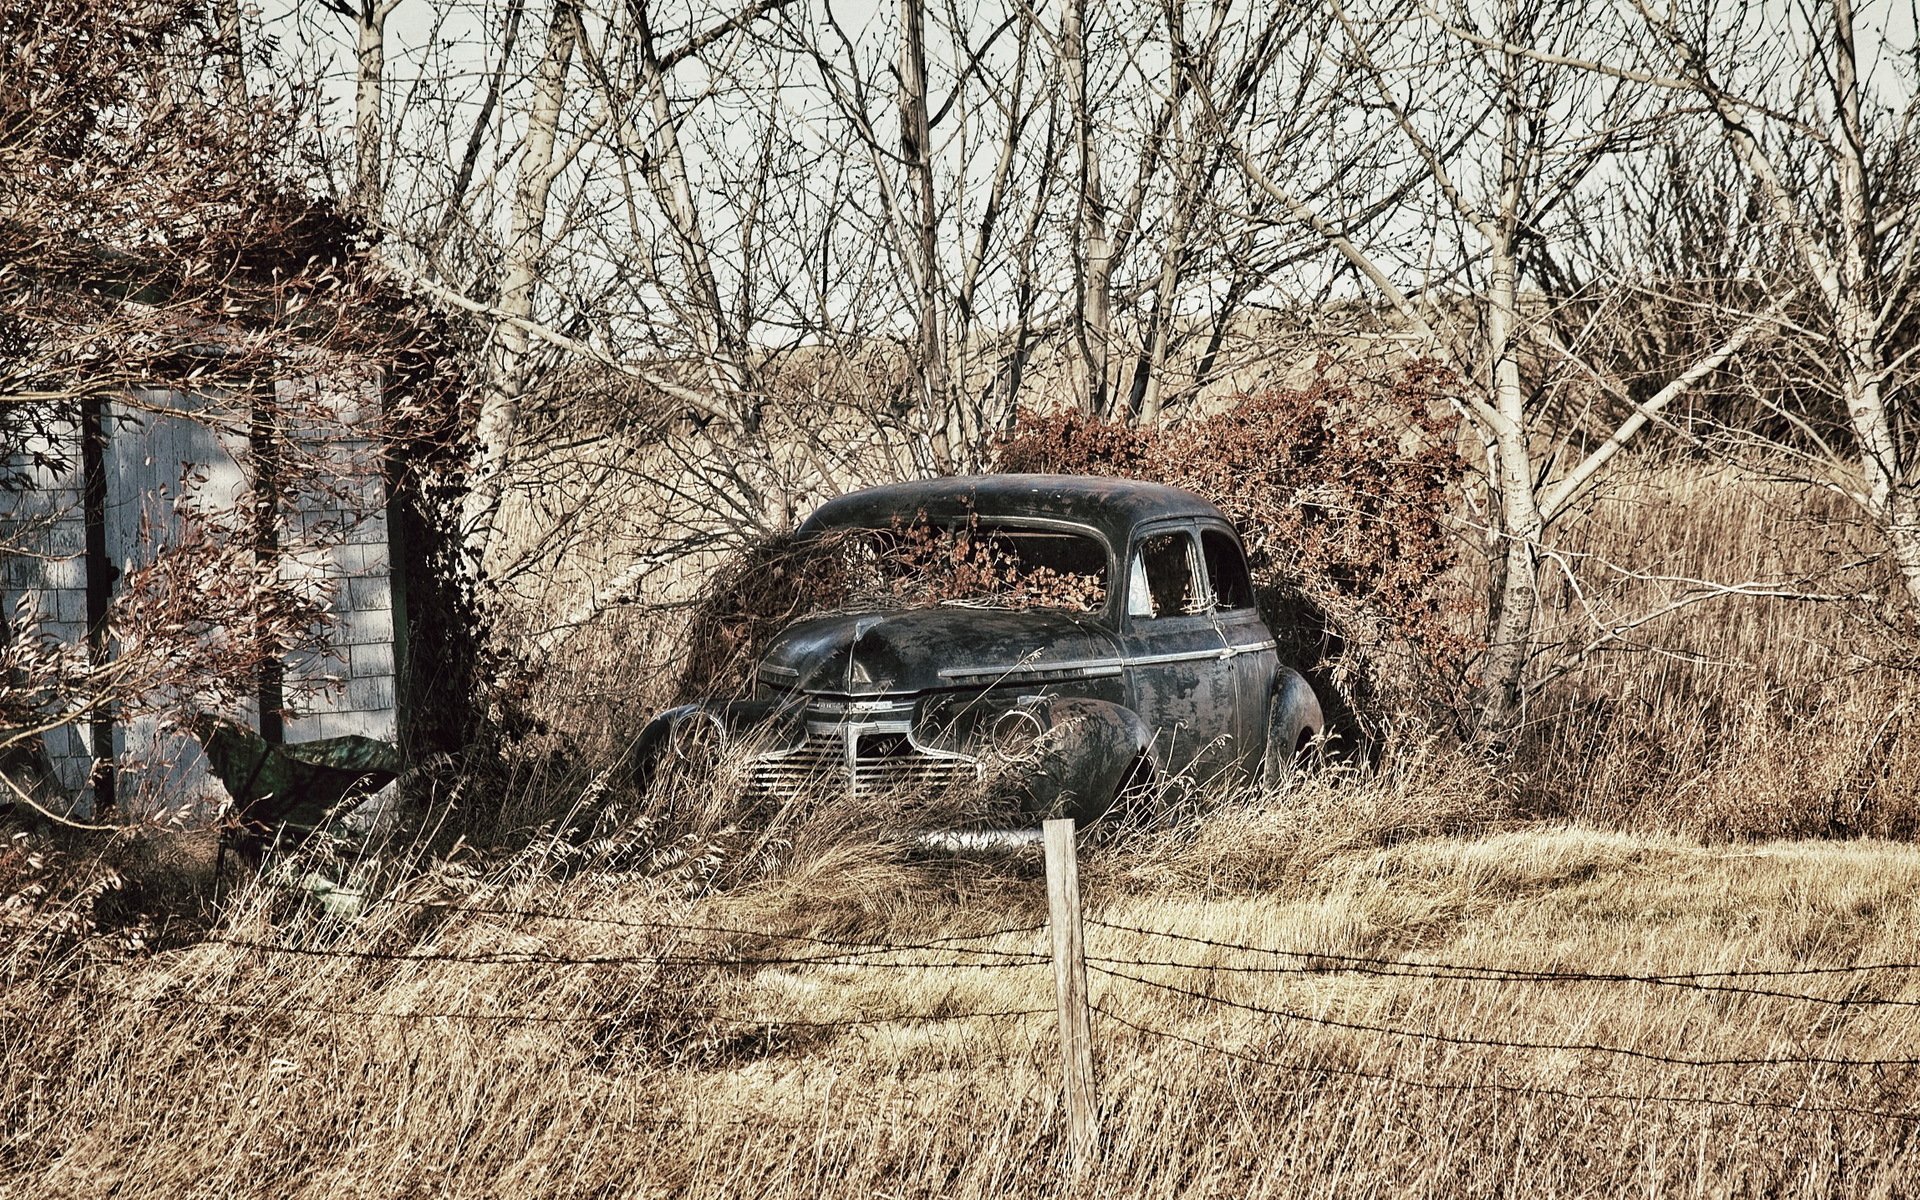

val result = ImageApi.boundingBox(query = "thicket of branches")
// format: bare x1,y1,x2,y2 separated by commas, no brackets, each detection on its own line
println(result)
270,0,1911,742
5,0,1920,829
997,365,1471,747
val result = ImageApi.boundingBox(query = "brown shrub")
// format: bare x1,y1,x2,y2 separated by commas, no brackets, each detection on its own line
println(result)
671,532,830,705
996,363,1475,749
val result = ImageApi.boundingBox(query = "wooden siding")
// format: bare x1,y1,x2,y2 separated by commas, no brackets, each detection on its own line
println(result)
1,386,403,817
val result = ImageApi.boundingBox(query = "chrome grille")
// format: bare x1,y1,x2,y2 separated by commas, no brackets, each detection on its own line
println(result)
747,728,980,800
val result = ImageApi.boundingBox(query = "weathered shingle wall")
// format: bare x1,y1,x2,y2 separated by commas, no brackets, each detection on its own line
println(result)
281,399,398,744
2,385,402,816
1,410,92,795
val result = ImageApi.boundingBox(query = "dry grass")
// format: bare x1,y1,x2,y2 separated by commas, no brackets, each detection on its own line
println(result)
6,768,1920,1198
1516,463,1920,839
9,460,1920,1196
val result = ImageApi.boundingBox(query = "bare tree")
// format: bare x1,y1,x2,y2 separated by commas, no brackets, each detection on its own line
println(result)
1624,0,1920,614
1205,0,1783,732
463,0,578,562
897,0,953,444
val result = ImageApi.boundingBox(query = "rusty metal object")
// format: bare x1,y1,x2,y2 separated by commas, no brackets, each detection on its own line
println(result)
636,474,1322,827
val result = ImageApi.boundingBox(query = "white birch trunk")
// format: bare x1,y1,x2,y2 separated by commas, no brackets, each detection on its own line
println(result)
465,0,577,563
1827,0,1920,611
351,0,400,224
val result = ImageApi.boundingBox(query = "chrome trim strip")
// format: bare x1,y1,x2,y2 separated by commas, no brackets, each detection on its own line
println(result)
804,697,917,716
938,659,1126,683
940,638,1280,680
1220,638,1278,658
797,637,1282,692
803,720,914,737
915,828,1045,852
1125,646,1232,666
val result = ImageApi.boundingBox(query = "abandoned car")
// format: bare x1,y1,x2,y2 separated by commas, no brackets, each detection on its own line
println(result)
635,474,1323,823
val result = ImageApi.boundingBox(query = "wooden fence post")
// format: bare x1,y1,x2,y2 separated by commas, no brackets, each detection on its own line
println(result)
1044,817,1099,1166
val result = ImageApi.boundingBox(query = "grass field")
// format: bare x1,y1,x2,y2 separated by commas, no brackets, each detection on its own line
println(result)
6,763,1920,1198
7,462,1920,1197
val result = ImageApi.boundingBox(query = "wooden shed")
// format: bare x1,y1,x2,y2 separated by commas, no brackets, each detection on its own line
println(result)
1,384,408,817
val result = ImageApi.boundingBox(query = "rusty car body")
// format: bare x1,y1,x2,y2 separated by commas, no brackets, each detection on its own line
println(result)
634,474,1323,824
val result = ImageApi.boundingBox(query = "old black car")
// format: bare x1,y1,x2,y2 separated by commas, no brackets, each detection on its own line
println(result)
635,474,1323,823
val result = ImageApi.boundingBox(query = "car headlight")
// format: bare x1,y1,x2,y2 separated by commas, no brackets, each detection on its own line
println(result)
668,710,728,763
989,706,1047,759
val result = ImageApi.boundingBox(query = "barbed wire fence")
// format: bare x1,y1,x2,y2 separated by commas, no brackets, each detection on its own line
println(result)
64,817,1920,1165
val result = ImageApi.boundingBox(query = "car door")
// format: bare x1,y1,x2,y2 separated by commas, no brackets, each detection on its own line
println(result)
1120,522,1236,784
1200,523,1277,778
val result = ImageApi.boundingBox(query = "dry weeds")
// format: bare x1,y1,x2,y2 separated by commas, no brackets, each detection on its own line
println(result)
1522,464,1920,839
9,465,1920,1196
5,774,1920,1199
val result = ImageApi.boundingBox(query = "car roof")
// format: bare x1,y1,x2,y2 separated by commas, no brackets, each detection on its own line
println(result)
795,474,1229,548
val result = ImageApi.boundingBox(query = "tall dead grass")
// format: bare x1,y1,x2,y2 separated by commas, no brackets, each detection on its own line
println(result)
1521,464,1920,840
7,799,1920,1198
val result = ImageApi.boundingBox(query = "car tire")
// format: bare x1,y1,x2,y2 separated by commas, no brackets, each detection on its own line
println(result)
1112,752,1158,814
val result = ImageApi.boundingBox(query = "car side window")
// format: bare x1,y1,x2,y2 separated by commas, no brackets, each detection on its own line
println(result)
1201,529,1254,610
1128,531,1202,618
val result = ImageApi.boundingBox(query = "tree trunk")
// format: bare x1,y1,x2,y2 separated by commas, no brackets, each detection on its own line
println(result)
1478,29,1540,737
1822,0,1920,613
465,0,577,563
1134,113,1200,425
1480,247,1542,735
896,0,954,464
1062,0,1110,416
351,0,396,224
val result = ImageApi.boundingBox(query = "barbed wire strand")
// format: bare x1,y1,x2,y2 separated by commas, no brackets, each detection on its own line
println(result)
1087,917,1920,980
92,983,1052,1029
1087,953,1920,1009
1094,965,1920,1070
1092,1003,1920,1123
192,935,1045,971
1085,926,1920,1007
346,895,1046,952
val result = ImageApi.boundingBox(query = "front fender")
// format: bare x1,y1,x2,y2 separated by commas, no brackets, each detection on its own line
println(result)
627,699,794,794
1000,697,1153,823
1261,667,1325,785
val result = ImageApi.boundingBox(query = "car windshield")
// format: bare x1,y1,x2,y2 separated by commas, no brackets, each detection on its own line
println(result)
799,519,1108,615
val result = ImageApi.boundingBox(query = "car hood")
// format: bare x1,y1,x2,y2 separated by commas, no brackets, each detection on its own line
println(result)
758,607,1120,696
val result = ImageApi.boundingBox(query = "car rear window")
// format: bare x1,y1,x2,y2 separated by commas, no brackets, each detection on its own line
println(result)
1202,529,1254,610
